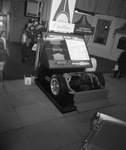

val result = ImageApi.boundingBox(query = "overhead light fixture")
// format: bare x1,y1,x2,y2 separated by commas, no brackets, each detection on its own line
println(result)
75,8,95,16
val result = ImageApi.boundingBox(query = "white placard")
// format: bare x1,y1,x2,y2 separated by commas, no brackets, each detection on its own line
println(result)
65,39,90,60
49,21,74,33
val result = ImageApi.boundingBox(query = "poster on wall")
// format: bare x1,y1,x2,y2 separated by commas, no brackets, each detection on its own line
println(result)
50,0,76,23
26,2,40,17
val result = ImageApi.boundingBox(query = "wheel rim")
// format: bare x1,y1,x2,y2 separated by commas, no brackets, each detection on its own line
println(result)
50,78,60,95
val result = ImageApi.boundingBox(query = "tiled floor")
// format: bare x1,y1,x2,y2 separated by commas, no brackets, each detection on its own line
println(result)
0,73,126,150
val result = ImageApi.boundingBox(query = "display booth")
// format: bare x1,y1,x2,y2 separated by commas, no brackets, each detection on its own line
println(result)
80,112,126,150
35,0,113,113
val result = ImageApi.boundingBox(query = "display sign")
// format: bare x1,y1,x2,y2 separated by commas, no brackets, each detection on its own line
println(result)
50,0,76,23
49,21,75,33
74,24,95,35
49,21,95,35
65,38,90,61
42,33,91,69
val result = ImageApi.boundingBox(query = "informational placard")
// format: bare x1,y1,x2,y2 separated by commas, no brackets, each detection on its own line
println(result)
65,38,90,61
49,21,75,33
74,24,95,35
43,33,91,69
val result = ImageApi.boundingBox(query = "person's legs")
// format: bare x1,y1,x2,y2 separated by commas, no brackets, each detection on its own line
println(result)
118,65,125,79
122,72,126,78
0,61,5,84
118,71,123,79
111,71,118,78
25,45,30,58
21,44,27,63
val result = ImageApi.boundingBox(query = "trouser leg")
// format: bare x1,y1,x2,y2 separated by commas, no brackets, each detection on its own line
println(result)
112,71,118,78
118,72,123,79
21,44,27,62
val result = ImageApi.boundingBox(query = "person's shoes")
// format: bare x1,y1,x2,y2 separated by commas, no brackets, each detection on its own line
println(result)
0,82,3,85
21,58,25,63
118,76,121,79
26,55,30,58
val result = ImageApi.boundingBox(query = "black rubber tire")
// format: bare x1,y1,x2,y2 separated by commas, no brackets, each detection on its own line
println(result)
50,74,68,99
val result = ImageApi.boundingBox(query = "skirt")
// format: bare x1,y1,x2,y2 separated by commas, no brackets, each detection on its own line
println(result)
0,61,5,71
0,49,7,61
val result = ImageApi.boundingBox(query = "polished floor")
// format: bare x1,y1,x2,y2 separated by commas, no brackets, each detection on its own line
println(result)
0,73,126,150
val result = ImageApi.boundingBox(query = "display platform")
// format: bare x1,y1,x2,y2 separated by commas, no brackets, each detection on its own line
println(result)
35,75,114,114
35,31,93,113
35,22,112,114
35,79,77,113
74,88,114,113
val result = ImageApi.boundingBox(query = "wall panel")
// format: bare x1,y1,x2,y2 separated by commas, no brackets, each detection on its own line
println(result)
89,0,99,12
120,0,126,19
95,0,111,14
108,0,123,17
75,0,126,19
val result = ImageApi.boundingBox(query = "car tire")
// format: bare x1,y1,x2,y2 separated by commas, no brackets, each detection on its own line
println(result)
50,74,68,99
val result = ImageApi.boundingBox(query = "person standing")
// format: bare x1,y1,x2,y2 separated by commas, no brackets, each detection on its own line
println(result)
111,50,126,79
0,31,8,84
20,28,31,63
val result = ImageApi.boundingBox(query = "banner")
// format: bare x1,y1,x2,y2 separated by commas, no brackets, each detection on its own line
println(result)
50,0,76,23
